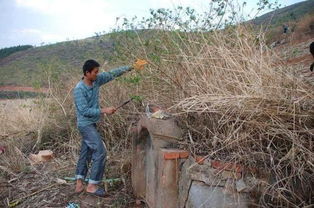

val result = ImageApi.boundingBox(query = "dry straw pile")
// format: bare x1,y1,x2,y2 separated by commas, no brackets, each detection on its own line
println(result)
110,19,314,205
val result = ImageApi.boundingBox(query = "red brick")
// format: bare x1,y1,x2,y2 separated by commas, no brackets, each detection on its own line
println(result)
162,149,190,160
179,151,189,159
195,156,206,165
164,152,180,160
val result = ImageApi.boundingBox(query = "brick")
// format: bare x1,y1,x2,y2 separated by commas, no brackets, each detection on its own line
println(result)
179,151,189,159
211,160,243,173
29,150,54,163
162,149,189,160
164,152,180,160
38,150,54,160
195,156,206,165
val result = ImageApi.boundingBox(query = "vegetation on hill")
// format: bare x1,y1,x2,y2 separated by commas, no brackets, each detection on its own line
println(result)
252,0,314,27
0,37,114,86
0,1,312,87
0,45,33,59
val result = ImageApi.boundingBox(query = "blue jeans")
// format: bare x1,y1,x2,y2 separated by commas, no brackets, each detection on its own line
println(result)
75,123,106,184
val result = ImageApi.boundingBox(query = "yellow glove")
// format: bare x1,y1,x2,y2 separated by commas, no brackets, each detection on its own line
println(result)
133,59,148,71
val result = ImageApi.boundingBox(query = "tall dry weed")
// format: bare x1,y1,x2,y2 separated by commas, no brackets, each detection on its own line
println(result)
106,8,314,205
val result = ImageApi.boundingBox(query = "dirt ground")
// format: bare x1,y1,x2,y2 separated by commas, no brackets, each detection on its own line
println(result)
0,136,144,208
0,86,48,93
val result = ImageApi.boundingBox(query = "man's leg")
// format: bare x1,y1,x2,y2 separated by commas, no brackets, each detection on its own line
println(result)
75,128,93,192
79,124,107,193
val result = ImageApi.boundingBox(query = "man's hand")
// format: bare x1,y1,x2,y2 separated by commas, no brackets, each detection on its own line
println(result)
133,59,148,71
101,107,116,115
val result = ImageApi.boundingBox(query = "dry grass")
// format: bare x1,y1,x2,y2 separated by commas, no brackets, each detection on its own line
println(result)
106,24,314,206
0,99,48,138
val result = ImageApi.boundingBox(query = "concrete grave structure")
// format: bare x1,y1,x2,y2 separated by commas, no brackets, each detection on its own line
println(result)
132,115,253,208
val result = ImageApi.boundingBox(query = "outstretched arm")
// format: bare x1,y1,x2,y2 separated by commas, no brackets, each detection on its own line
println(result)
96,66,132,86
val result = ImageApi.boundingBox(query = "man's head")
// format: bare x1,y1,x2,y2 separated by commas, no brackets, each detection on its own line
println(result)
83,59,100,81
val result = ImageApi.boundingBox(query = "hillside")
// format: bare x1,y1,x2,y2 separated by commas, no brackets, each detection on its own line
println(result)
0,0,313,87
0,36,115,86
0,45,33,59
252,0,314,27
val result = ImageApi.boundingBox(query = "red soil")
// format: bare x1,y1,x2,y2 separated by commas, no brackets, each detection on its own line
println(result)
0,86,48,93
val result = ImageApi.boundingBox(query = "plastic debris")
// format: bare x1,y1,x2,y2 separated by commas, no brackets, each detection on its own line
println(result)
145,104,170,119
151,110,171,119
66,202,80,208
64,177,122,185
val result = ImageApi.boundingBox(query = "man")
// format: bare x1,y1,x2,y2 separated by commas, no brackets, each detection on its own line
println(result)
73,59,146,197
310,42,314,71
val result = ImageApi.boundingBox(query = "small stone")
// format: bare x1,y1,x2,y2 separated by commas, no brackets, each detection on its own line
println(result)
236,179,247,192
56,178,67,184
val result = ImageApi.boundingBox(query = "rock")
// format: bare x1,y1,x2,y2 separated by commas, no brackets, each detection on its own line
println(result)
56,178,67,184
216,170,241,180
270,41,277,48
186,181,250,208
236,179,247,192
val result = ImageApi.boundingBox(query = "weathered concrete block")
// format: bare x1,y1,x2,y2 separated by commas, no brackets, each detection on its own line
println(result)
178,157,193,208
137,116,183,143
132,116,184,208
178,157,253,208
156,149,188,208
186,181,250,208
131,134,147,198
132,116,252,208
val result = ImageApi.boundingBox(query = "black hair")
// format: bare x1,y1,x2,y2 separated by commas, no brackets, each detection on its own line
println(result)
83,59,100,75
310,42,314,56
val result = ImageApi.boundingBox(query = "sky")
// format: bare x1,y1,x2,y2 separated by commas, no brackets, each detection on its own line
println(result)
0,0,306,48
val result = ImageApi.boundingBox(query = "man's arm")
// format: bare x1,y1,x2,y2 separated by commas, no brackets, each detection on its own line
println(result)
96,66,132,86
74,87,101,117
